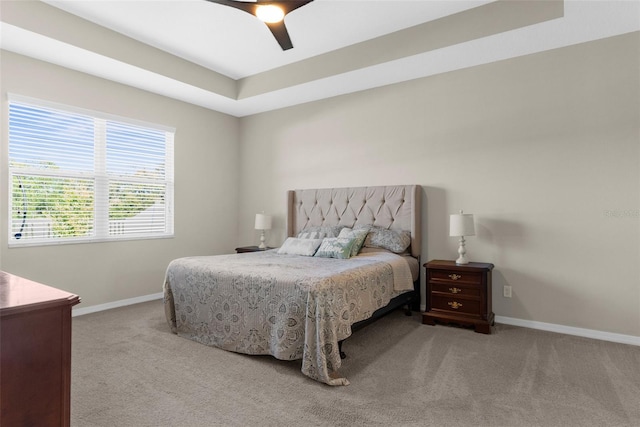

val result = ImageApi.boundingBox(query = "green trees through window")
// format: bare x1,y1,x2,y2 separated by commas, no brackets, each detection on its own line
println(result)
9,96,174,245
12,172,94,239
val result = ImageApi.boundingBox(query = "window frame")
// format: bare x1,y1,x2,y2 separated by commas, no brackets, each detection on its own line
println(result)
7,94,175,247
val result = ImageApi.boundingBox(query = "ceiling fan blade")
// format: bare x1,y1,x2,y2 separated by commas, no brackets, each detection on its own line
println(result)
276,0,314,15
204,0,313,17
204,0,314,50
204,0,254,15
265,21,293,51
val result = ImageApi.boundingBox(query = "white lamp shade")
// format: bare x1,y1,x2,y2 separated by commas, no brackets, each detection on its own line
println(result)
254,213,272,230
449,212,475,237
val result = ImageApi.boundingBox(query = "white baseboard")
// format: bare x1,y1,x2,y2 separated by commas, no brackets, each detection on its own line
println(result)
72,292,163,317
73,295,639,347
495,315,640,347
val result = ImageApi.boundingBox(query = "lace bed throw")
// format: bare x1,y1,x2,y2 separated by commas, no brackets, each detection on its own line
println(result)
163,250,413,385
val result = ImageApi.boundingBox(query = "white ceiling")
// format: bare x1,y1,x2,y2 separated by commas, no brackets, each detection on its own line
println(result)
1,1,639,117
44,0,496,80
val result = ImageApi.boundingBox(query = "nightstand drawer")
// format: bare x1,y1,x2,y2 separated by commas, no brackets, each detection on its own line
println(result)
430,270,482,285
431,294,482,317
431,282,481,298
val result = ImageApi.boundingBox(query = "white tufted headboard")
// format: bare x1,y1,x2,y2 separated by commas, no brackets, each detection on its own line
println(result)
286,185,421,259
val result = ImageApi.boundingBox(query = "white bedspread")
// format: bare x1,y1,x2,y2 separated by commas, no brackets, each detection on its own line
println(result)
163,250,413,385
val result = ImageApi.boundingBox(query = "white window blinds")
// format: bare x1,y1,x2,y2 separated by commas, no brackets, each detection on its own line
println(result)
8,95,174,246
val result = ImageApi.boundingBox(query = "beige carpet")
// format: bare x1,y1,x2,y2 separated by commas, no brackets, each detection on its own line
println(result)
71,300,639,427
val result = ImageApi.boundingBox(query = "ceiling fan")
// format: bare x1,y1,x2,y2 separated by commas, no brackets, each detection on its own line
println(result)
204,0,314,51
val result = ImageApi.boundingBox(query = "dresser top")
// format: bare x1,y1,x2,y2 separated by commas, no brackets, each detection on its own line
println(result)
0,271,80,316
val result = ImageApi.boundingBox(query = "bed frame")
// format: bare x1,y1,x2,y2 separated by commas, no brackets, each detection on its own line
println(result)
287,185,421,357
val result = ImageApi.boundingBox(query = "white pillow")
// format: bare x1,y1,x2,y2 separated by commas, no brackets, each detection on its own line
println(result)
277,237,323,256
297,225,345,238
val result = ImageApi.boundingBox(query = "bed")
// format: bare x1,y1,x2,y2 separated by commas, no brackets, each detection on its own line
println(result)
163,185,421,385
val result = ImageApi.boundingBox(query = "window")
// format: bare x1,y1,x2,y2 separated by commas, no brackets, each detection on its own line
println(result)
8,95,174,246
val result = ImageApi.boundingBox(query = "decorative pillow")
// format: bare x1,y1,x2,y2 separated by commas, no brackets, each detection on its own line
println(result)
277,237,323,256
314,237,356,259
338,226,370,257
297,231,326,239
298,225,345,239
362,226,411,253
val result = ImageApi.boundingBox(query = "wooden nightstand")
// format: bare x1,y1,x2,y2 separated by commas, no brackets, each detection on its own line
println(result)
422,260,494,334
235,246,274,253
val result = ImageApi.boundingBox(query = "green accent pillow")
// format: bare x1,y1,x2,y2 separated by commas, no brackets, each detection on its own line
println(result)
314,237,356,259
338,227,370,257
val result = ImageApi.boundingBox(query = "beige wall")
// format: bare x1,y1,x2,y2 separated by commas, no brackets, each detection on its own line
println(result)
1,32,638,338
0,51,241,307
238,33,640,337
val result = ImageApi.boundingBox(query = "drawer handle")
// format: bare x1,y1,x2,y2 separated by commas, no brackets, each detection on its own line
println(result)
448,301,463,309
448,274,462,281
449,287,462,294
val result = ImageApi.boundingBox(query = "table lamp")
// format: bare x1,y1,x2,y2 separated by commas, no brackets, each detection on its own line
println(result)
254,213,272,249
449,210,475,265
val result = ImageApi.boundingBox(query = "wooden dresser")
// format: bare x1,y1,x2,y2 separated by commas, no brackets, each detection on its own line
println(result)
0,271,80,427
422,260,494,334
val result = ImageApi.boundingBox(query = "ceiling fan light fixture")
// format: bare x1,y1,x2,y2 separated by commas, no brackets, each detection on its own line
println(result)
255,4,285,23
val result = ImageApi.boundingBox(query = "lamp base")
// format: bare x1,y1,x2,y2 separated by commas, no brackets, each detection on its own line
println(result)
455,256,470,265
258,230,266,249
455,236,469,265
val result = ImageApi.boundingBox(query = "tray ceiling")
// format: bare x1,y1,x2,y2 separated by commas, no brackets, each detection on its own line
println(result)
1,0,638,117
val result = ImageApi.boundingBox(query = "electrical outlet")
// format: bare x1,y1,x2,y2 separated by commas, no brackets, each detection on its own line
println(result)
503,285,512,298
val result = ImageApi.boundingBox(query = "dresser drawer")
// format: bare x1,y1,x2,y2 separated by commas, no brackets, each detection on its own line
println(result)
430,282,481,298
429,270,482,285
430,294,482,317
